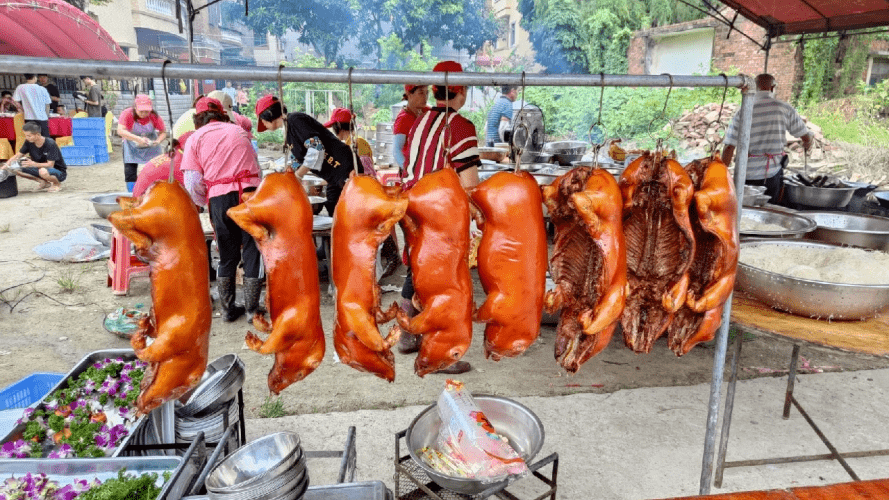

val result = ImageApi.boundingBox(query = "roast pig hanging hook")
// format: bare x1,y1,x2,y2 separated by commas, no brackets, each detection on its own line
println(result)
159,60,175,183
648,73,675,149
347,67,359,174
706,73,730,156
277,64,290,167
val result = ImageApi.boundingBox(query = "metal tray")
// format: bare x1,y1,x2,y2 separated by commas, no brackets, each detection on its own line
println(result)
801,211,889,252
0,349,149,458
740,207,816,239
303,481,390,500
0,454,196,500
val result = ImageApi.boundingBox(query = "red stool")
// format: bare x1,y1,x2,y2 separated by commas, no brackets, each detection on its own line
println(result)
107,227,150,295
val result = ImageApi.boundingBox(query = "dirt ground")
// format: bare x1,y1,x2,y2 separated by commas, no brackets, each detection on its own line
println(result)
1,146,887,420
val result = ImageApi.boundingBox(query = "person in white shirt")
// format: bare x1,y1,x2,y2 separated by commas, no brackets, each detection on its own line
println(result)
722,73,813,203
12,74,52,137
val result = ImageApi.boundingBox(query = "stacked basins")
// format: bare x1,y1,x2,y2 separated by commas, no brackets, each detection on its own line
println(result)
375,122,395,168
205,432,308,500
175,354,246,453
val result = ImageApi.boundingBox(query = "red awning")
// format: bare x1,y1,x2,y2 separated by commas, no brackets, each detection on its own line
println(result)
716,0,889,36
0,0,127,60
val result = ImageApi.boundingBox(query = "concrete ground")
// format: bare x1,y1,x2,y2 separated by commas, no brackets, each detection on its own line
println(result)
247,368,889,500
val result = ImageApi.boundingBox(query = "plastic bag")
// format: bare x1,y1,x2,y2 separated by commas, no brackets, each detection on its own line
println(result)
420,380,528,482
33,227,111,262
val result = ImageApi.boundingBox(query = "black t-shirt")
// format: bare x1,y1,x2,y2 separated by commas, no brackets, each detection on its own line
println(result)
43,83,60,112
19,137,67,172
284,112,363,195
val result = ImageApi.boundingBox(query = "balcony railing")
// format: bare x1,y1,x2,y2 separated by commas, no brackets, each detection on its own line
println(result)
145,0,173,16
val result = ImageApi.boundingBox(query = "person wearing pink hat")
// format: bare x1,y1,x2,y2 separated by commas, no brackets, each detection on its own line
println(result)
392,83,429,170
396,61,480,374
117,94,167,192
181,97,262,323
255,95,364,215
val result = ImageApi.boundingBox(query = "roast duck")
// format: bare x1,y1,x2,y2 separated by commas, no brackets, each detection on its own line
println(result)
227,170,325,394
469,171,548,361
619,152,696,353
109,182,212,415
395,168,474,376
543,167,627,372
331,175,408,381
667,155,738,356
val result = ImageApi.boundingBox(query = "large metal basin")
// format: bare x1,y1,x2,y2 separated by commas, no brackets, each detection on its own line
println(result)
736,239,889,320
740,207,816,239
542,141,588,155
89,192,131,219
802,211,889,251
783,181,855,208
406,395,544,496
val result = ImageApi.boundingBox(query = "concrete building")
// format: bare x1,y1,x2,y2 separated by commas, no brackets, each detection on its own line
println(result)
477,0,539,71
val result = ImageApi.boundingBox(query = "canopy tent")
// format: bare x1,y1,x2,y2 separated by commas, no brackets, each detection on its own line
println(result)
0,0,126,61
714,0,889,37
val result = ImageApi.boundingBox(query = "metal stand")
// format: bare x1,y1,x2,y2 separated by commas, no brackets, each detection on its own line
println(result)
714,336,889,487
393,429,558,500
304,425,358,484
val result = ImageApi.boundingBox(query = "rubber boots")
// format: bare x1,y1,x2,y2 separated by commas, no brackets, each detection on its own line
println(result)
243,277,266,324
217,276,245,322
396,298,421,354
126,181,136,193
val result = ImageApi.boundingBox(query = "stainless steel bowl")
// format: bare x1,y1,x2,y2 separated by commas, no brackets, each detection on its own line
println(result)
478,147,508,162
89,192,131,219
90,223,112,246
205,432,302,494
551,153,585,166
406,395,545,496
307,196,325,212
740,207,817,239
177,355,246,418
526,152,552,164
736,239,889,320
783,181,856,208
542,141,588,155
531,173,558,186
872,191,889,209
802,211,889,251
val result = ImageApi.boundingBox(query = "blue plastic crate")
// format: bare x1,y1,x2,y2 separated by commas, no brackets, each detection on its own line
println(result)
71,117,106,131
73,129,106,139
95,153,110,163
66,156,96,166
60,145,93,157
0,373,64,410
73,136,106,148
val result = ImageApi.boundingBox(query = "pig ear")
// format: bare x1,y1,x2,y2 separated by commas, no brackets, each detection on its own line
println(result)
240,191,256,203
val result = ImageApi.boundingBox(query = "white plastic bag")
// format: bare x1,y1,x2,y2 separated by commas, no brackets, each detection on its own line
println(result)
420,380,529,482
33,227,111,262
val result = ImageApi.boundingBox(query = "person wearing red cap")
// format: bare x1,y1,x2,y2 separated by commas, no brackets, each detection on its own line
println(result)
254,95,364,215
396,61,480,374
181,97,262,323
131,130,193,198
392,84,429,170
326,107,374,175
117,94,167,192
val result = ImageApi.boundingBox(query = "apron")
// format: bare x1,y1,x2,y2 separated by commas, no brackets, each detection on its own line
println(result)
123,119,162,165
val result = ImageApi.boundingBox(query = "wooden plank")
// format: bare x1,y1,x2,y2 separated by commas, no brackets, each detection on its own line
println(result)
657,478,889,499
730,294,889,357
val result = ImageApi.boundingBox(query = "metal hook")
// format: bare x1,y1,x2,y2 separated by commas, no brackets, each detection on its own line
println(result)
159,60,176,182
442,71,453,164
276,64,290,164
512,71,527,164
706,73,730,156
347,67,359,174
512,121,530,173
648,73,675,144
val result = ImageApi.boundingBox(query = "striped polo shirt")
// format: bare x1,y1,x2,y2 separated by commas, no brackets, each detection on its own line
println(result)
402,107,481,189
724,91,810,180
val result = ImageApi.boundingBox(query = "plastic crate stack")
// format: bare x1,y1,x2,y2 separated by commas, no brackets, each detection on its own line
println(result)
61,117,108,166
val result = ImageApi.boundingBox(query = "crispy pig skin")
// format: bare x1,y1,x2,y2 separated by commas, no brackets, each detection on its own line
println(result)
619,152,696,353
109,181,212,415
331,175,407,381
227,171,325,394
395,168,474,377
470,171,548,360
543,167,626,372
668,156,738,356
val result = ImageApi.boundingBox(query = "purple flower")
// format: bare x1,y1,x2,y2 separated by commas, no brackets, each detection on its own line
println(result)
48,443,74,459
0,439,31,458
15,407,35,425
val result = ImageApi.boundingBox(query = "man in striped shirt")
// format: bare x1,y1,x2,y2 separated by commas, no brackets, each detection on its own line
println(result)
722,74,812,202
402,60,481,190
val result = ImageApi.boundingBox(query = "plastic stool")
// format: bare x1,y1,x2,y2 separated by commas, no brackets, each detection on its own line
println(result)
107,227,150,295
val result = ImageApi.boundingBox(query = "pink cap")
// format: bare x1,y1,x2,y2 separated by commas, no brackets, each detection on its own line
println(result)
134,94,153,112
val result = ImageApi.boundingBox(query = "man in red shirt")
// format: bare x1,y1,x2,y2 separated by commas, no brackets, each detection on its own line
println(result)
397,61,480,374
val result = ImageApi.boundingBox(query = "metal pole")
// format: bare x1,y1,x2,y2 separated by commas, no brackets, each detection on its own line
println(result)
699,74,755,495
0,55,747,89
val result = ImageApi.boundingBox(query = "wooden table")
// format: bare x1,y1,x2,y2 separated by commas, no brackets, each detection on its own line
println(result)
714,293,889,488
661,477,889,499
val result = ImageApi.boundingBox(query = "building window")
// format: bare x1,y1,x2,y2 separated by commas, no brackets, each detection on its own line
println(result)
145,0,173,16
254,31,267,47
510,21,517,47
869,56,889,85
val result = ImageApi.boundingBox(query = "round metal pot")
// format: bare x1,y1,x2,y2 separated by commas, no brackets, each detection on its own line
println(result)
89,192,131,219
783,181,855,208
740,207,817,239
802,211,889,251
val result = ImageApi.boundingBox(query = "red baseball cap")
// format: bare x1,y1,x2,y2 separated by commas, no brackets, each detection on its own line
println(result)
195,97,223,115
255,95,278,132
432,61,463,94
404,84,424,93
323,108,354,127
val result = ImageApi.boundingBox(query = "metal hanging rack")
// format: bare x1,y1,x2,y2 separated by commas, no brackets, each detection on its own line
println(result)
0,54,755,496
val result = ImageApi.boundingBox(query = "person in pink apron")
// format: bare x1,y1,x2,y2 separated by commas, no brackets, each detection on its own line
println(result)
181,97,262,323
117,94,167,192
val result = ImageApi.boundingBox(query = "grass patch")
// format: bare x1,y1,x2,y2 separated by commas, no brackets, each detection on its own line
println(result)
56,268,81,293
0,224,9,233
259,396,286,418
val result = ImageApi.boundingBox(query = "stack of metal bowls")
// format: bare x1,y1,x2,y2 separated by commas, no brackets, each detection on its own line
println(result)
175,355,246,451
205,432,308,500
542,141,589,166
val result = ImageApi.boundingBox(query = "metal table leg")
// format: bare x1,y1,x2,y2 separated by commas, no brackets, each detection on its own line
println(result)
714,331,744,488
783,344,800,419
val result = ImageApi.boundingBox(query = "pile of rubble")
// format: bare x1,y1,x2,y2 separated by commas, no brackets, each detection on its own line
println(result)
673,102,830,161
